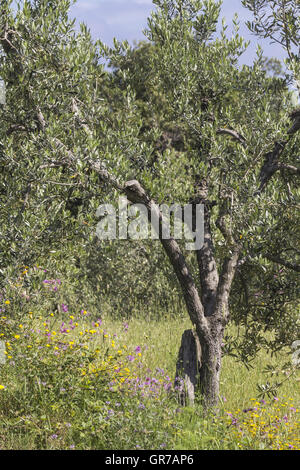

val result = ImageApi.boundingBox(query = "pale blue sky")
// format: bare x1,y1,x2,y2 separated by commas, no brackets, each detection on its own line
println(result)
69,0,285,65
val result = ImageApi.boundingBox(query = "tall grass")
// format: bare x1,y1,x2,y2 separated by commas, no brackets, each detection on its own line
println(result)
0,266,298,450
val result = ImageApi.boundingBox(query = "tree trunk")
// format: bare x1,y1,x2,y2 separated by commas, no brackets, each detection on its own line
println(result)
198,331,223,408
123,180,238,410
176,316,224,409
175,329,201,406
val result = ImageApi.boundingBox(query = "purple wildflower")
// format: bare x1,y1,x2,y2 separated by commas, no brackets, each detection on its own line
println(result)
105,409,114,420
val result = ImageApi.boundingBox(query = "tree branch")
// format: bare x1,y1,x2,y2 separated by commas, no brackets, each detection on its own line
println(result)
264,254,300,272
196,202,219,316
215,245,241,321
216,128,246,147
257,108,300,192
216,194,234,246
38,107,209,332
124,180,209,333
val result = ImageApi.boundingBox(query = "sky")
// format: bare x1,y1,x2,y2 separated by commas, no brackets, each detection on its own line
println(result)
68,0,286,65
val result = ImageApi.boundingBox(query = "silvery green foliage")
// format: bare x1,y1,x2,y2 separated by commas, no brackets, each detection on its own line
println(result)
242,0,300,93
0,0,299,360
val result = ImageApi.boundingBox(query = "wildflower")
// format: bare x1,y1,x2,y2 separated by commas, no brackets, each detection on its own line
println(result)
0,385,5,390
4,300,10,305
243,408,254,413
105,409,114,420
61,304,68,313
14,335,20,339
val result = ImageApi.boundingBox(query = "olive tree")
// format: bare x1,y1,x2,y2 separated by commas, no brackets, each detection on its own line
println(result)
0,0,299,408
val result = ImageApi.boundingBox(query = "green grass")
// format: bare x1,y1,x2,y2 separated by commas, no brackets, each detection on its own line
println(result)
0,304,299,450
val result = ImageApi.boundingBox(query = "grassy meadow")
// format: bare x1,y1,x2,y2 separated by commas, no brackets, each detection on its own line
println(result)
0,266,299,450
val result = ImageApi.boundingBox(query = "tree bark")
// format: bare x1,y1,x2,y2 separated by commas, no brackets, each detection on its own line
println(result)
175,329,201,406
